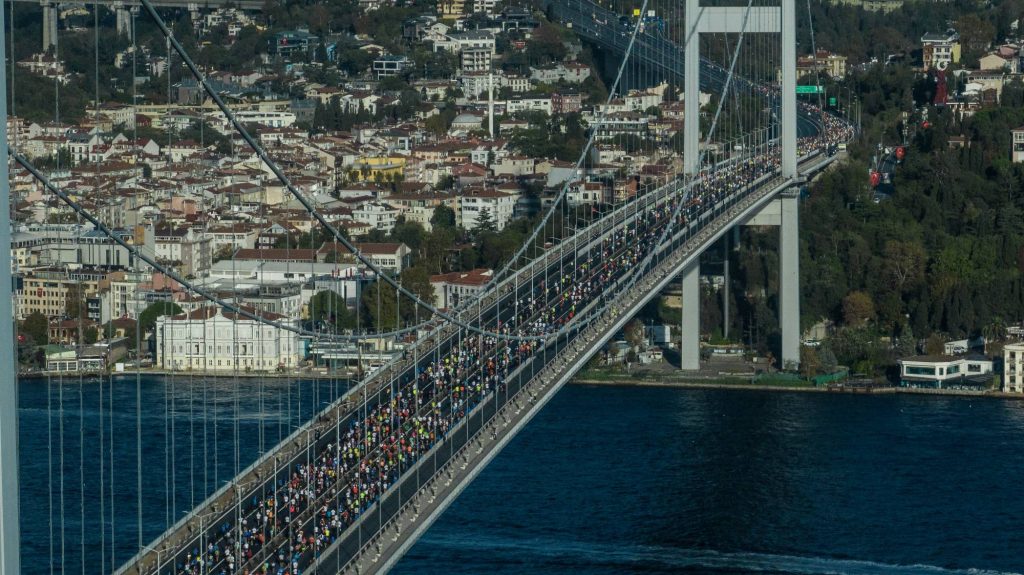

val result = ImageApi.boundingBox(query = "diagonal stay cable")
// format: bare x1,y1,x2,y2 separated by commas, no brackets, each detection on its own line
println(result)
620,0,760,291
134,0,625,344
7,150,393,340
457,0,651,296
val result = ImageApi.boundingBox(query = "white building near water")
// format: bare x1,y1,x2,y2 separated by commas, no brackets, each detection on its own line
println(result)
155,307,302,372
898,354,993,388
1004,342,1024,392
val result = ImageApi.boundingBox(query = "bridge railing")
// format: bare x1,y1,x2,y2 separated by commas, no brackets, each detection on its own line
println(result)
310,147,838,572
118,140,750,572
117,128,839,568
328,147,841,575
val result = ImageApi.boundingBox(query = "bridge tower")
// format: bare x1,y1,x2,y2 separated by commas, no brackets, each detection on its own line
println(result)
114,2,133,37
41,0,58,51
680,0,800,370
0,0,20,571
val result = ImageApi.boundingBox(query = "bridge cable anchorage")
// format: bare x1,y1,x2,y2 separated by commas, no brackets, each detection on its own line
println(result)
130,0,655,343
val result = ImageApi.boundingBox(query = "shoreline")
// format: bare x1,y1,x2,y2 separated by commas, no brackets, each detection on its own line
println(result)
570,377,1024,399
18,370,1024,400
18,370,356,381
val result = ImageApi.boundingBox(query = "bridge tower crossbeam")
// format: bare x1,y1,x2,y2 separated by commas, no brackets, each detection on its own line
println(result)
680,0,801,370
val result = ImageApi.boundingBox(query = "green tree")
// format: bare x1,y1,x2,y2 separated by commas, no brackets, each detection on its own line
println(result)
842,291,876,327
120,321,139,351
800,346,822,378
84,326,99,345
308,290,356,331
361,279,399,330
436,174,456,190
924,333,946,356
624,319,645,350
983,316,1008,354
390,220,426,253
430,205,457,229
212,244,235,263
65,284,87,320
819,346,839,372
473,208,497,234
21,312,49,345
138,301,184,334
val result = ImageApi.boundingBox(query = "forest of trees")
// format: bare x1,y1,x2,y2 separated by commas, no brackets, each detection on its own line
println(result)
676,46,1024,373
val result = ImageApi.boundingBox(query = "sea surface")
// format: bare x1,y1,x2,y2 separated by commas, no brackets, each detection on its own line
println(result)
17,378,1024,575
17,373,348,574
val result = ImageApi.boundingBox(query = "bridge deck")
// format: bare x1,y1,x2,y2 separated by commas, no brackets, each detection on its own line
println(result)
117,136,851,574
116,157,700,575
333,150,841,575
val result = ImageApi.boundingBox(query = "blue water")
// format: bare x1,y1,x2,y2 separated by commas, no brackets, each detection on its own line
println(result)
16,374,348,574
394,386,1024,575
17,380,1024,574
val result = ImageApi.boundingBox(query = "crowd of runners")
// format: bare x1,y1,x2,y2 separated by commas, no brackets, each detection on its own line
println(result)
166,109,854,575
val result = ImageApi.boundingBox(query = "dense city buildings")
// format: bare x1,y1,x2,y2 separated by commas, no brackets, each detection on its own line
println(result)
10,0,1024,386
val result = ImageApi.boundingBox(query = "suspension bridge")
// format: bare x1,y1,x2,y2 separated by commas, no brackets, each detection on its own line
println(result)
0,0,855,573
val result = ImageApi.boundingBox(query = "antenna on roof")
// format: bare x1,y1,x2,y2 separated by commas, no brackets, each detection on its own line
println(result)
488,70,495,139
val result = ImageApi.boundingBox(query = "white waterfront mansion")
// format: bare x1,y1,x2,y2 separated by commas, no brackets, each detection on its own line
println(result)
155,306,302,372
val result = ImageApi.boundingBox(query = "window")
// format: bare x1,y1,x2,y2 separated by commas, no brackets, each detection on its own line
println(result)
905,365,935,376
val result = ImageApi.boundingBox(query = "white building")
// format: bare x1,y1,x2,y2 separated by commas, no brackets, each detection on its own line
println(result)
921,30,960,71
155,307,302,372
461,72,497,98
1003,342,1024,392
373,56,410,79
529,62,591,84
943,336,985,355
897,354,993,388
430,268,493,309
352,202,399,234
501,74,532,93
436,31,496,55
153,226,212,278
212,110,296,133
1012,126,1024,163
461,48,493,73
353,243,412,274
459,188,517,230
506,96,552,115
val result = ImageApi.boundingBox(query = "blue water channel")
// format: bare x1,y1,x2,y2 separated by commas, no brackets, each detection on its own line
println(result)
17,378,1024,574
17,374,348,574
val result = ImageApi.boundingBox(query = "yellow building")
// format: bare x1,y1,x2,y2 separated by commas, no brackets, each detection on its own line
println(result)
19,267,107,320
439,0,465,20
349,156,407,183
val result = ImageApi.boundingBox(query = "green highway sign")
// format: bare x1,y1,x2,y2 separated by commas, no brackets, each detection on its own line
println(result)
796,85,824,94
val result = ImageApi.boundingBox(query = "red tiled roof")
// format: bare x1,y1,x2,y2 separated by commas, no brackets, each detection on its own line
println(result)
353,242,405,255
